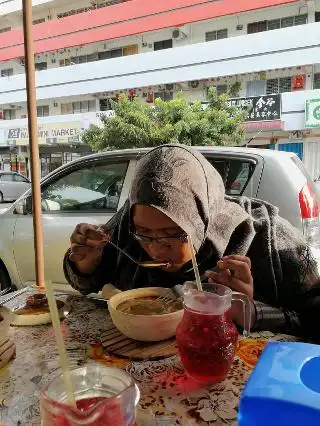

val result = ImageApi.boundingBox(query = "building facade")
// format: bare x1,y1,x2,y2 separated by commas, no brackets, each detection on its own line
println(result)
1,0,320,177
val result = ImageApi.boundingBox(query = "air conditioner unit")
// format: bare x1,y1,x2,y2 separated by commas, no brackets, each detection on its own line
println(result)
172,26,189,40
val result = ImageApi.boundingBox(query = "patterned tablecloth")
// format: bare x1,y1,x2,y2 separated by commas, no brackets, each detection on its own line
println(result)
0,289,299,426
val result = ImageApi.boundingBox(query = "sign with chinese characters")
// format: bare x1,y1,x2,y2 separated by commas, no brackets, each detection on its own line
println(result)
227,94,281,122
306,99,320,128
4,121,83,146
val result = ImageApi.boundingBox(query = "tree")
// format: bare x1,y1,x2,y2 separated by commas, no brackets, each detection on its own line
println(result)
82,87,246,151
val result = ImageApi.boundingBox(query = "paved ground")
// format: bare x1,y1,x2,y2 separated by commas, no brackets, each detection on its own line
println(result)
0,203,13,213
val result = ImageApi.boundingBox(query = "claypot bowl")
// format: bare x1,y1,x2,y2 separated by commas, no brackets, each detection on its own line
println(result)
108,287,183,342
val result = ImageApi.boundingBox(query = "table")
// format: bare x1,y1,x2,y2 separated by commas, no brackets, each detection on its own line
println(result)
0,289,298,426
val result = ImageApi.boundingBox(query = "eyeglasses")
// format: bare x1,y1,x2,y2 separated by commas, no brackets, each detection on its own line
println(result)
131,231,187,245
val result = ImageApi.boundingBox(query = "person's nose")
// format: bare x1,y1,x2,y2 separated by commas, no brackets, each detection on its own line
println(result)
147,240,168,259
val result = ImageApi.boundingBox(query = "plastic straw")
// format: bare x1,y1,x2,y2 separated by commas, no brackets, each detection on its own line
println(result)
45,281,75,406
187,235,203,291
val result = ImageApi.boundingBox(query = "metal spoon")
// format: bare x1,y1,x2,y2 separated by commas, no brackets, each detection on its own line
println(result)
108,241,169,269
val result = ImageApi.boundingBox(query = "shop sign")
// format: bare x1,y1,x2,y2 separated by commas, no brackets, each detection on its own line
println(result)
227,94,281,122
306,99,320,128
4,122,83,146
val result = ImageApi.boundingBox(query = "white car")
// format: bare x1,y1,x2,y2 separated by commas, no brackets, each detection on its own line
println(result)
0,171,31,203
0,147,319,291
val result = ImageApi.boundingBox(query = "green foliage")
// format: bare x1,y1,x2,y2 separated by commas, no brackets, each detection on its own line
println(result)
82,86,246,151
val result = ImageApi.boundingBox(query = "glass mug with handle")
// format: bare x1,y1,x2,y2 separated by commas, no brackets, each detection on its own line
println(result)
176,282,252,384
40,365,140,426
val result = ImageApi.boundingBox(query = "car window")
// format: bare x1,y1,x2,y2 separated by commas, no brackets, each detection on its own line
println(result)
13,174,29,183
0,173,14,182
41,161,128,212
207,159,254,195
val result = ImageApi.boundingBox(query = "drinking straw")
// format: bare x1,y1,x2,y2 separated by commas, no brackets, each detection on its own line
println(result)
22,0,75,406
22,0,45,290
187,235,203,291
45,281,75,406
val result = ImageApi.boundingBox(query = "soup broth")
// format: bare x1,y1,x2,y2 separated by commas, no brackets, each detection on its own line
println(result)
117,296,182,315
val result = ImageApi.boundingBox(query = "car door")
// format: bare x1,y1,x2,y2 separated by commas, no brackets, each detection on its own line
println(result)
12,157,136,287
0,173,15,200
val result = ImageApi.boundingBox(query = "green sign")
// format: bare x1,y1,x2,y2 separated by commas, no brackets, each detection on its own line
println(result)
306,98,320,128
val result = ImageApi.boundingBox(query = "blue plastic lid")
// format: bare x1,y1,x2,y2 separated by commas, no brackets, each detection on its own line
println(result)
238,342,320,425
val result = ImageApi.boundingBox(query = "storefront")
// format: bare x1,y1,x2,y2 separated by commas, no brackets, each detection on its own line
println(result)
0,120,92,177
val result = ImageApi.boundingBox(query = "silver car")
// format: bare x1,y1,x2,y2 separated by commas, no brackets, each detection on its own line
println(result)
0,147,319,291
0,171,31,203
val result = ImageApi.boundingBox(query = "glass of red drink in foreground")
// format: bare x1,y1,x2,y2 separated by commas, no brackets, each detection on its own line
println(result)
176,283,251,385
40,365,140,426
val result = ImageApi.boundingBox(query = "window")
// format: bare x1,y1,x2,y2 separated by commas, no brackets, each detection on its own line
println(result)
207,85,228,97
100,98,117,111
246,81,266,97
57,7,91,19
247,14,307,34
0,27,11,34
13,173,30,183
61,100,96,114
154,39,173,51
154,91,173,101
0,173,14,182
207,159,254,195
40,162,128,212
315,12,320,22
3,109,16,120
33,18,45,25
35,62,47,71
70,53,99,64
59,58,71,67
37,105,50,117
266,77,291,94
205,28,228,41
247,21,267,34
314,73,320,89
1,68,13,78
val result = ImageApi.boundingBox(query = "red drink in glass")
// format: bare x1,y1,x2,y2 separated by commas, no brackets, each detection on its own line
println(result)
40,365,139,426
176,283,251,384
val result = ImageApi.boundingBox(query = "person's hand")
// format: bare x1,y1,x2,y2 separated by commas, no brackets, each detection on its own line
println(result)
205,255,255,329
69,224,109,273
205,255,254,300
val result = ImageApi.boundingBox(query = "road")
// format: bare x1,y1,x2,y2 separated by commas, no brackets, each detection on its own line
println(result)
0,203,13,213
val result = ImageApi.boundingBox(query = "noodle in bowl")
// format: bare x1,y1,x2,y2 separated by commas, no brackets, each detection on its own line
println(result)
108,287,183,342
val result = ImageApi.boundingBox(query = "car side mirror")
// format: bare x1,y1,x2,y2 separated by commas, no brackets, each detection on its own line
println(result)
13,196,32,215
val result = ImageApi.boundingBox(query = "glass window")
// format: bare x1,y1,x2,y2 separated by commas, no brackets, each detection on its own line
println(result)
266,78,279,95
37,105,50,117
13,174,29,183
1,68,13,77
314,73,320,89
267,19,280,30
41,162,128,212
33,18,46,25
154,91,173,101
294,14,307,25
0,173,14,182
279,77,292,93
281,16,294,27
208,159,254,195
35,62,47,71
3,109,16,120
205,29,228,41
246,80,266,97
154,39,173,51
316,12,320,22
247,21,267,34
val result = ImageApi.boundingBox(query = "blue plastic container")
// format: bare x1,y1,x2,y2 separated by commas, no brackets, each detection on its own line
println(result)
238,341,320,425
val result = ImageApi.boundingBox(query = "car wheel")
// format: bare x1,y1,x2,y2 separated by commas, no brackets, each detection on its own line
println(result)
0,192,3,203
0,266,10,290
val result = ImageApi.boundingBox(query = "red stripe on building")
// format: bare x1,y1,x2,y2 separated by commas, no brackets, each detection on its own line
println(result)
0,0,297,61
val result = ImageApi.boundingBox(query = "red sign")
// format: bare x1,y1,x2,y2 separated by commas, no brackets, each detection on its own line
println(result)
245,120,284,131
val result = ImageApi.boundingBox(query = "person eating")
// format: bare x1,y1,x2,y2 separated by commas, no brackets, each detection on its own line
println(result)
64,144,320,340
